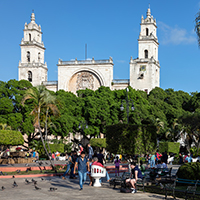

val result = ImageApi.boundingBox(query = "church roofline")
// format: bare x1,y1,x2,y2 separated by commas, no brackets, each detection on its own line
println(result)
57,58,114,66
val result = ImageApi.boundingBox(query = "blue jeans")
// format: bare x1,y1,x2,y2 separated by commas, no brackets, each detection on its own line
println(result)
63,164,70,177
99,171,110,183
70,165,75,178
150,160,155,168
78,171,87,189
106,171,110,181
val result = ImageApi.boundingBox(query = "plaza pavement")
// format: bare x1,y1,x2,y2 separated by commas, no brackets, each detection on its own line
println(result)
0,164,181,200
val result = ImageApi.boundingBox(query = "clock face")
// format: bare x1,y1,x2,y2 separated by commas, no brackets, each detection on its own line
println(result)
140,65,146,71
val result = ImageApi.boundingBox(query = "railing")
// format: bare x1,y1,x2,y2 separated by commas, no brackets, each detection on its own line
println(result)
42,81,58,85
112,79,130,84
59,59,112,65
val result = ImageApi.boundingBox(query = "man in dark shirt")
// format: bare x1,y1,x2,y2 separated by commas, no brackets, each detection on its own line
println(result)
74,151,89,190
126,162,143,193
97,150,105,165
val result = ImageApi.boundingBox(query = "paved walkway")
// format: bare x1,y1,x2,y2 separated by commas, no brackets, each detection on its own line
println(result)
0,175,181,200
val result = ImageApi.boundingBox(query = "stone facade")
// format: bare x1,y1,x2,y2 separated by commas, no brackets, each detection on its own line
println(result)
129,8,160,93
18,13,47,87
18,8,160,94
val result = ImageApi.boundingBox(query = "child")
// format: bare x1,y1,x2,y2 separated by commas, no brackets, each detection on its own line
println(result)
114,156,121,176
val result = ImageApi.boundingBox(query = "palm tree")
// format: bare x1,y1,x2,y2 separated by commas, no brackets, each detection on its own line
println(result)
195,10,200,47
165,119,179,142
21,85,59,169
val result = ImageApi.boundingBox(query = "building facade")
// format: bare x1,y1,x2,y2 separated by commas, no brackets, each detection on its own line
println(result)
18,8,160,94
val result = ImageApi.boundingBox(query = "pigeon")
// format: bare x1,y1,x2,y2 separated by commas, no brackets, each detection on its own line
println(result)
41,178,44,181
4,172,8,175
25,179,31,184
16,170,21,173
35,185,41,190
13,181,18,187
2,186,5,190
26,169,29,173
33,181,37,185
25,163,29,167
0,171,4,175
32,178,36,182
50,187,57,191
12,175,15,179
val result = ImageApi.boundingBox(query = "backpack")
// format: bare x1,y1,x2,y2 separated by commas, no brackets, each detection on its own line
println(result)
120,187,132,193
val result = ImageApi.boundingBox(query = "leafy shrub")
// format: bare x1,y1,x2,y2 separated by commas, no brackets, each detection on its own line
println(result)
105,124,157,154
0,130,24,145
176,162,200,180
49,144,64,153
159,142,180,155
90,138,106,148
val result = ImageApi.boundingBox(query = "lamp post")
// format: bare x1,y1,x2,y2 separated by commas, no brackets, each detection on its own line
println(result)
120,88,135,124
78,120,88,147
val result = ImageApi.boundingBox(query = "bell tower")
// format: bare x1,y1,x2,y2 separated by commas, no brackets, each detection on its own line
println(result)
18,12,47,86
129,7,160,93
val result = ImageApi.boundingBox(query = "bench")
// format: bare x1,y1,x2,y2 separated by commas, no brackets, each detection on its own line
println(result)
148,167,172,182
110,172,131,189
164,178,199,200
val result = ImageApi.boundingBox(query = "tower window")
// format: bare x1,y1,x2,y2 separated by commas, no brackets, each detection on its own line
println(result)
38,52,40,61
27,51,30,62
146,28,149,36
29,34,31,41
144,50,148,58
28,71,32,82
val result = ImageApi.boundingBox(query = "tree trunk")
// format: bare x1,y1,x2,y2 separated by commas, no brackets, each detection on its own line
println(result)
37,108,55,170
45,109,51,154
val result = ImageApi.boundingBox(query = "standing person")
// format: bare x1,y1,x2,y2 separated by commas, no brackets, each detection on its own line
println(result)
62,152,73,179
162,151,168,164
88,143,94,159
35,151,39,160
51,152,55,160
126,162,143,194
70,151,77,179
150,153,155,168
114,156,121,176
74,151,90,190
78,144,83,155
185,154,192,163
179,153,183,164
97,150,105,165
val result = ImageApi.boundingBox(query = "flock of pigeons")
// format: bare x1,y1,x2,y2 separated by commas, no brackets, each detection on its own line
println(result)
0,161,58,192
1,177,58,191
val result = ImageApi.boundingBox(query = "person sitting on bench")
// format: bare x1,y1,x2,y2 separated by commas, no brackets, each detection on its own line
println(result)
126,162,143,193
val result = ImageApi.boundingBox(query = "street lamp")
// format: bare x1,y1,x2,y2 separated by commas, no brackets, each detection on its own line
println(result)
120,88,135,124
78,120,88,146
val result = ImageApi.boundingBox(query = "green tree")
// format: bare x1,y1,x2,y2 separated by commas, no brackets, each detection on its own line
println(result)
22,85,59,169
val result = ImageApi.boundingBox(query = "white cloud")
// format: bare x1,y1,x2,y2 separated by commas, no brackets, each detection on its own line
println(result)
158,21,196,45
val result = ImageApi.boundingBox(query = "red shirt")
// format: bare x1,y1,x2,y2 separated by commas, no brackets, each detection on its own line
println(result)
92,161,104,168
79,146,83,154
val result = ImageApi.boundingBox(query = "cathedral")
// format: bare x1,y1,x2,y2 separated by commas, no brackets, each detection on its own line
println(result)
18,8,160,94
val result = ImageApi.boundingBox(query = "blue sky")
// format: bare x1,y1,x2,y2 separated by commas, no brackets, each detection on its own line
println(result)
0,0,200,93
